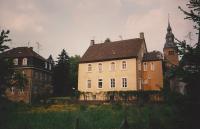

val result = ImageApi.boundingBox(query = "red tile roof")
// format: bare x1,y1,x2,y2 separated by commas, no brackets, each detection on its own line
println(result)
80,38,144,63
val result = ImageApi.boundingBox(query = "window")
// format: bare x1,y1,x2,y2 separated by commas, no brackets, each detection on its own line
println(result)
150,62,155,71
13,58,18,65
87,80,91,88
110,78,115,88
110,62,115,71
122,78,127,87
92,95,96,100
98,63,102,72
143,62,147,71
143,79,148,84
11,87,14,94
45,62,48,69
22,58,27,65
98,79,103,88
122,61,127,70
88,64,92,72
19,89,24,95
169,51,174,55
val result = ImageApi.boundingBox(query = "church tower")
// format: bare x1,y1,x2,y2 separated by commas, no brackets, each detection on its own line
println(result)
163,19,179,68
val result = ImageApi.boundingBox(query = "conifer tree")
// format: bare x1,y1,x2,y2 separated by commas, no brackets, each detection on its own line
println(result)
52,49,71,96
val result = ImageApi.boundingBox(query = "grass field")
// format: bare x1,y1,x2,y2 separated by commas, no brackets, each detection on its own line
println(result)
0,99,178,129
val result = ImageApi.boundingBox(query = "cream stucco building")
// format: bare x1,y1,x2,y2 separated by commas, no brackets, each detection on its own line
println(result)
78,33,163,100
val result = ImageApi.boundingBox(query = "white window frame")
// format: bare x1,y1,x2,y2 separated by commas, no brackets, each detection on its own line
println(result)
98,63,103,72
143,62,147,71
87,80,91,88
121,61,127,70
150,62,155,71
13,58,18,65
122,77,128,88
110,78,115,88
98,78,103,89
22,58,27,66
110,62,116,71
88,64,92,72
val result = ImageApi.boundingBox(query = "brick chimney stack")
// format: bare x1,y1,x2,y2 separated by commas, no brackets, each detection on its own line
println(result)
139,32,144,39
90,40,95,46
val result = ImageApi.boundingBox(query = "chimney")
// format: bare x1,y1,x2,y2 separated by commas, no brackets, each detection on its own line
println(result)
29,47,33,50
90,40,95,46
139,32,144,39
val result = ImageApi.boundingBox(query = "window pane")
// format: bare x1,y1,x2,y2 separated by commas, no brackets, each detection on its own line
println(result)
98,79,103,88
122,61,126,69
88,64,92,71
87,80,91,88
111,78,115,88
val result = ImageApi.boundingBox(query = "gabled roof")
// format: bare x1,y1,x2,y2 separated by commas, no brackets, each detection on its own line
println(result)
143,51,163,62
0,47,46,61
80,38,144,63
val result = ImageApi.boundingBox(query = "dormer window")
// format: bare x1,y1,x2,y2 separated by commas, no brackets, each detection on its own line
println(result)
88,64,92,72
22,58,27,66
13,58,18,65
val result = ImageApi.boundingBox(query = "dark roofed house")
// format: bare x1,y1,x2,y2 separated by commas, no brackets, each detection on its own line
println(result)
0,47,53,103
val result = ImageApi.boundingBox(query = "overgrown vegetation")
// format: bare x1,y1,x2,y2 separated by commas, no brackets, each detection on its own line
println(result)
0,98,178,129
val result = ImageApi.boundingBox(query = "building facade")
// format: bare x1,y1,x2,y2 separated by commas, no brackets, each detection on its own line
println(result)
78,33,164,100
0,47,53,103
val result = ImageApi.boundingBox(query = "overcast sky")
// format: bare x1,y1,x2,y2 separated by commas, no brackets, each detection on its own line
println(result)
0,0,197,59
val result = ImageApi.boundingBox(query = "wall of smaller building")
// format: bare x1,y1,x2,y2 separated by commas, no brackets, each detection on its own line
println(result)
142,60,163,90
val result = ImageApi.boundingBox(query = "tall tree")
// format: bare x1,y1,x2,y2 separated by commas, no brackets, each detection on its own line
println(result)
52,49,71,96
175,1,200,128
0,29,12,96
178,0,200,101
69,55,80,95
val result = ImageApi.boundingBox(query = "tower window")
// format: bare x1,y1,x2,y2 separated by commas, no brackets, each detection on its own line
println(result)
168,51,174,55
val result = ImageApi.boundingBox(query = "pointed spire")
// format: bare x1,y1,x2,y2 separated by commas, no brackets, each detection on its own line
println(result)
167,14,172,32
